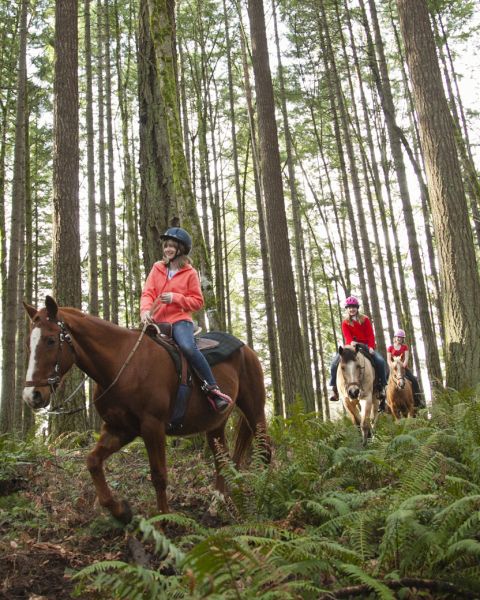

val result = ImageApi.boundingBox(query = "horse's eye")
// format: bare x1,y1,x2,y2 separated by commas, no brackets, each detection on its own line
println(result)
46,337,56,347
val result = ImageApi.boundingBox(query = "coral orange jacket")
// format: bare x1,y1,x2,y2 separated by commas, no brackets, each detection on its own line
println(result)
140,261,204,324
342,316,376,349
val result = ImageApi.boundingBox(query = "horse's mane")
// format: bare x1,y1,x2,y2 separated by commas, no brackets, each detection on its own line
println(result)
59,307,133,334
340,346,358,363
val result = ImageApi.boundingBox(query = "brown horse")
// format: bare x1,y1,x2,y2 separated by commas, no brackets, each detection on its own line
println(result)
336,345,379,446
386,357,415,421
22,296,270,523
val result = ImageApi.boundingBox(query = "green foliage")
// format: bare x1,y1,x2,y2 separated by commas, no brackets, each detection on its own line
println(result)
69,390,480,598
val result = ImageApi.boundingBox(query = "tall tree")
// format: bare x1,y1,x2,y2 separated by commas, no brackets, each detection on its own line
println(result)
246,0,314,410
51,0,85,433
0,0,28,434
396,0,480,390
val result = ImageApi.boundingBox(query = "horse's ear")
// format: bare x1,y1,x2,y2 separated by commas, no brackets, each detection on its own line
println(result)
23,301,37,322
45,295,58,321
354,345,359,354
338,346,343,355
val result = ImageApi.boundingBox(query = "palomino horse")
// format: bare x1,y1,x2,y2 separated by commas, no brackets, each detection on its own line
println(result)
336,345,379,446
22,296,270,523
386,357,414,421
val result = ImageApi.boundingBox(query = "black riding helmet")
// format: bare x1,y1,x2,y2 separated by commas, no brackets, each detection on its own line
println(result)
160,227,192,255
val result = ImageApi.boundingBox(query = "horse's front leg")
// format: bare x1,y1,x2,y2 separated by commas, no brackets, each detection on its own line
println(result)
206,425,228,494
86,425,135,524
141,417,169,513
361,395,374,446
343,397,361,427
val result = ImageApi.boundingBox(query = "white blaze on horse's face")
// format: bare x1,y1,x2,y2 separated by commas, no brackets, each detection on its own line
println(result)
22,326,49,409
344,359,361,399
394,360,405,389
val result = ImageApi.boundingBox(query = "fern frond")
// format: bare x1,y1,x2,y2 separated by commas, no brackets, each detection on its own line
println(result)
335,563,396,600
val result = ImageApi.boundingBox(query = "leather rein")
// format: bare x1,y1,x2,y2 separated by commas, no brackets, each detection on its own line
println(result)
24,317,149,414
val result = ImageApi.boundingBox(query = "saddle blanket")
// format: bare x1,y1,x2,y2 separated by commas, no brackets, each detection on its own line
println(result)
146,329,244,432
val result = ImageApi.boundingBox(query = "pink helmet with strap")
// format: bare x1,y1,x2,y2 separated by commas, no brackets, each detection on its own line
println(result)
345,295,360,308
394,329,406,338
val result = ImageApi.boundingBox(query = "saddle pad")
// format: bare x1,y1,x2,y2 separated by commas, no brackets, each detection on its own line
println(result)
199,331,244,367
145,329,244,370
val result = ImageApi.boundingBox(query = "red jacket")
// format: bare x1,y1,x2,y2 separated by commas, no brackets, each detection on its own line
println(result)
140,261,204,324
387,343,409,365
342,316,376,349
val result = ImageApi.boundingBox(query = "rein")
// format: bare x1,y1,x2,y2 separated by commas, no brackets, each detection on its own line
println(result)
26,318,149,413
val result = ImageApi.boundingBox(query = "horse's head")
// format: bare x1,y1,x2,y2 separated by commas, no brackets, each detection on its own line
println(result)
22,296,75,410
339,345,362,400
391,357,406,390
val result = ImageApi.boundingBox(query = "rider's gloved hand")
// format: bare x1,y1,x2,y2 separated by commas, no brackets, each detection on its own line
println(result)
368,347,374,354
141,311,153,324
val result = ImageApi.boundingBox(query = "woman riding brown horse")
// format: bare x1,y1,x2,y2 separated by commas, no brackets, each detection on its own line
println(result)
22,296,270,523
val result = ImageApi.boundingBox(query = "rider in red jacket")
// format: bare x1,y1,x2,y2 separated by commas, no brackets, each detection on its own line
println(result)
329,296,388,408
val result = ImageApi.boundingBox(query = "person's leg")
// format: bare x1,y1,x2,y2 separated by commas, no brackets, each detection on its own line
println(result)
172,320,215,384
172,320,231,412
330,354,340,386
372,352,388,388
405,368,424,407
329,354,340,401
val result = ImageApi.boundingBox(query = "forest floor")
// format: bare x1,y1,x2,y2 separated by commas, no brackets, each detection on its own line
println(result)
0,436,225,600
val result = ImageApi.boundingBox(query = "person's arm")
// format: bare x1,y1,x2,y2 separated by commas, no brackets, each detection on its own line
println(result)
341,320,354,345
403,348,410,369
140,266,158,319
387,348,393,366
364,317,376,351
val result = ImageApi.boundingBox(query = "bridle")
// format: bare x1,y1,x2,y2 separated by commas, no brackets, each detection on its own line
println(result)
392,362,406,389
343,353,365,391
24,318,75,393
24,315,149,414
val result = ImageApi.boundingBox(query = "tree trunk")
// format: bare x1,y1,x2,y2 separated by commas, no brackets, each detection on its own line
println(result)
246,0,314,411
396,0,480,389
362,0,442,384
51,0,86,435
0,0,28,434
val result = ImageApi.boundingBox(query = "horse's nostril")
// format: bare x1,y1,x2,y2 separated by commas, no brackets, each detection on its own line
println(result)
33,390,43,403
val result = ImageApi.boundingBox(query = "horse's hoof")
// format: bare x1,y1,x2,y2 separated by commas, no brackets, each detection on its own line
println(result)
113,499,133,525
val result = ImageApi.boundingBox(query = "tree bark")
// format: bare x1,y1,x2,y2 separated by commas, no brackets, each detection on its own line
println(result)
246,0,314,411
0,0,28,434
51,0,86,434
396,0,480,389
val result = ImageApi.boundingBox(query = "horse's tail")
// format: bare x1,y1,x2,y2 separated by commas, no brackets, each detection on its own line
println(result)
232,345,271,467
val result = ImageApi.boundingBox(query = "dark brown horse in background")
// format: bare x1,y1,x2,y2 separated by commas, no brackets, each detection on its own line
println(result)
22,296,270,523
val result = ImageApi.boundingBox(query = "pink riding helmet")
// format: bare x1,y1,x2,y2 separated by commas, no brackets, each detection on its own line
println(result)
345,295,360,307
394,329,406,338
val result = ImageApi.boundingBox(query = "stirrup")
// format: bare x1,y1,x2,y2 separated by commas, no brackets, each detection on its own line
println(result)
202,383,232,413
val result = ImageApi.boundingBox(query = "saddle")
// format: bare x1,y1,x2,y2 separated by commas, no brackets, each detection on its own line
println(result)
144,324,244,432
354,343,380,389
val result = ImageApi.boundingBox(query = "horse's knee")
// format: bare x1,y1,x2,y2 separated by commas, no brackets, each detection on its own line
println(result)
86,451,101,474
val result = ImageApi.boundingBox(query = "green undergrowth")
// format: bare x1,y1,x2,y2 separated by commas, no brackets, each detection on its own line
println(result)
2,389,480,599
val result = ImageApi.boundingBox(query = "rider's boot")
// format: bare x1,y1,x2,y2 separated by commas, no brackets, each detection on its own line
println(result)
202,383,232,414
377,385,387,412
329,386,339,402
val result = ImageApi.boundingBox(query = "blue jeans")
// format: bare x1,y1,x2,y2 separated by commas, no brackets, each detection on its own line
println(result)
330,351,388,388
172,320,216,386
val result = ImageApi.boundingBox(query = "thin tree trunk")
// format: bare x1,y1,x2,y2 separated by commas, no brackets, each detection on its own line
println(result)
246,0,314,411
51,0,86,434
222,0,253,347
0,0,28,434
103,0,118,323
238,24,283,413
